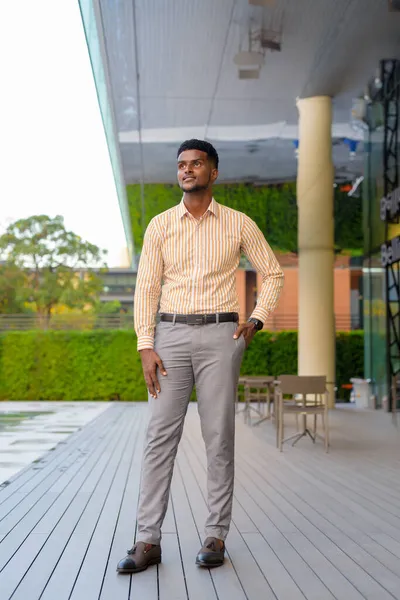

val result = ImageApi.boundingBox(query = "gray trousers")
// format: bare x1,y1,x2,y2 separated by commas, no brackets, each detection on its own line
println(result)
136,321,246,545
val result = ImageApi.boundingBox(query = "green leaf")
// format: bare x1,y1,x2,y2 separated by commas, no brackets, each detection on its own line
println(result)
0,330,363,401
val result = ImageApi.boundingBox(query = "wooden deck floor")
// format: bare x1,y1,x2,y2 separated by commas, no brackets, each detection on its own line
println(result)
1,402,400,600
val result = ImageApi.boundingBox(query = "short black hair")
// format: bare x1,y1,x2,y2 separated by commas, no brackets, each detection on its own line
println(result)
177,139,219,169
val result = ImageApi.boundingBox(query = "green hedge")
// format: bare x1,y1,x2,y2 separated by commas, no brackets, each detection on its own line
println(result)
127,183,363,255
0,330,363,401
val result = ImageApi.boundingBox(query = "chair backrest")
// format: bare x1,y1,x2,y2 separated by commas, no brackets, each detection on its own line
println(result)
277,375,326,395
244,376,275,385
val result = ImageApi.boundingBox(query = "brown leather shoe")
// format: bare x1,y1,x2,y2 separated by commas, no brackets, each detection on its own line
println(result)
196,537,225,567
117,542,161,574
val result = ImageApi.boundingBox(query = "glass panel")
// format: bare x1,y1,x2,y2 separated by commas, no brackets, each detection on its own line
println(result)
78,0,134,263
363,256,387,407
363,64,400,408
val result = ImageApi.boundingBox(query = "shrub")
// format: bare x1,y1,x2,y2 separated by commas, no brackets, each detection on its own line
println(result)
0,330,363,401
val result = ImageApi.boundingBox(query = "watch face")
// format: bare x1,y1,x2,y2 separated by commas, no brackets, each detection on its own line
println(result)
249,318,262,331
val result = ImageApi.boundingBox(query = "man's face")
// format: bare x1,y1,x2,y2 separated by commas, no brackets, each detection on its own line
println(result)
177,149,218,193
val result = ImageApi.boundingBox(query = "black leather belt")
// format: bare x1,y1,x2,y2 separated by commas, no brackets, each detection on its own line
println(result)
160,312,239,325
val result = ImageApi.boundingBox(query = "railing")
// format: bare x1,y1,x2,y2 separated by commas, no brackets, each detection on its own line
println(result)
0,313,362,331
0,314,134,331
263,314,361,331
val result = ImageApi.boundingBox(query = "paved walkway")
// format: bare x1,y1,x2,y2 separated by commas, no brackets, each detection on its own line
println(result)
0,402,400,599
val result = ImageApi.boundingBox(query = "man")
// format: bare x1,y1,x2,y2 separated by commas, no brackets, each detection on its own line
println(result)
117,139,284,574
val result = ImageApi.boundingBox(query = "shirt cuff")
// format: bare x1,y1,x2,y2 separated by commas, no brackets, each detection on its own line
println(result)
137,335,155,351
249,307,269,326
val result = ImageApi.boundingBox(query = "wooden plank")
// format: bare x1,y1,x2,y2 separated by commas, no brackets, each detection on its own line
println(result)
239,451,400,580
0,418,109,522
1,401,399,600
293,454,400,528
176,447,247,600
233,430,400,599
237,491,346,600
162,496,177,534
181,431,279,600
0,406,113,505
40,406,143,600
66,409,142,600
231,498,259,535
0,434,103,534
241,532,308,600
299,446,400,506
371,534,400,560
182,429,337,600
181,437,275,600
10,411,133,600
100,410,159,600
242,417,400,543
170,465,218,600
129,564,159,600
235,466,391,598
0,533,48,600
0,407,127,597
184,414,354,600
158,533,188,600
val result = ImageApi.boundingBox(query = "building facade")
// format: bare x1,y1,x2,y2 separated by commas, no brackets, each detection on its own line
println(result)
363,59,400,408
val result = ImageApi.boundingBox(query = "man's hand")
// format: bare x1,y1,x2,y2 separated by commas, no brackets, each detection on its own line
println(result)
140,349,167,398
233,322,257,348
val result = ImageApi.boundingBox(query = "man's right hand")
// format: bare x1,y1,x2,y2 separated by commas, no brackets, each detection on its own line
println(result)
140,349,167,398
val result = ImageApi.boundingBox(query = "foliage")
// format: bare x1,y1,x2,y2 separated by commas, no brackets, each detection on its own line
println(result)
0,263,33,314
127,183,363,255
0,330,363,401
0,215,107,317
336,331,365,399
334,191,363,255
92,300,123,314
0,331,142,401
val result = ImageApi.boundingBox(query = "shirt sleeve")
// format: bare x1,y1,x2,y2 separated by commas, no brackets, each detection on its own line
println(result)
240,215,284,324
134,219,164,351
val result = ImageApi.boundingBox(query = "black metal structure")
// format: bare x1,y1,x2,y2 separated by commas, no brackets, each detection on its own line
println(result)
382,59,400,410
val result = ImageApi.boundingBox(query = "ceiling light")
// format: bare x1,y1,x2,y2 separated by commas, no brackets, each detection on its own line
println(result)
238,68,260,80
234,51,264,67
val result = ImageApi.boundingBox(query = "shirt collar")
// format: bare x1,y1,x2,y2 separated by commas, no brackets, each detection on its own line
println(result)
178,198,219,219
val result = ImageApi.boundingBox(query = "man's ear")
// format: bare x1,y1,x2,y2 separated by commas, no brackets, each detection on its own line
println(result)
211,168,219,183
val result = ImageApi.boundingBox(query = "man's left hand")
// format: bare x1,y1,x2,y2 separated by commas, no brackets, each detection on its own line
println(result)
233,322,257,348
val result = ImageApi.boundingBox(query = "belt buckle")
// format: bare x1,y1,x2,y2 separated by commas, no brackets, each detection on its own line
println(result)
187,314,205,326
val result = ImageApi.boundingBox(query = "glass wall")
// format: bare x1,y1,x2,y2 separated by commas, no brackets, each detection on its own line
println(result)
363,122,387,406
78,0,134,266
363,65,400,407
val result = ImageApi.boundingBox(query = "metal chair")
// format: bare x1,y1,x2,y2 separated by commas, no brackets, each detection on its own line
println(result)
236,376,275,425
275,375,329,452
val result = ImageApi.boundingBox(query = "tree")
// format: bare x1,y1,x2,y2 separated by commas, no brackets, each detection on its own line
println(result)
93,300,122,314
0,262,31,314
0,215,107,319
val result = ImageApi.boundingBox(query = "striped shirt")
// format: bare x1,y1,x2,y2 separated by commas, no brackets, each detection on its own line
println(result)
134,198,284,350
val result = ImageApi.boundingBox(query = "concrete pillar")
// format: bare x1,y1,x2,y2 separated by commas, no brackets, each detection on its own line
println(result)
297,96,335,407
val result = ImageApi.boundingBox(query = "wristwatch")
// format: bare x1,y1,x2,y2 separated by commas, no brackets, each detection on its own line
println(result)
247,318,264,332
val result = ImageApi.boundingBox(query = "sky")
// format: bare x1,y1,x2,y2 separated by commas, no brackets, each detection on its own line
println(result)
0,1,128,268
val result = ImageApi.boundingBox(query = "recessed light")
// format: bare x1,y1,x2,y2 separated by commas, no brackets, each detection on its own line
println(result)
234,51,264,67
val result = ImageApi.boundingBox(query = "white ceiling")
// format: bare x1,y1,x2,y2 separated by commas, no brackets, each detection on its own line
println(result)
98,0,400,183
